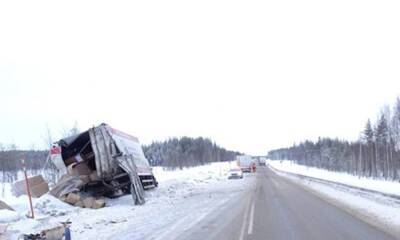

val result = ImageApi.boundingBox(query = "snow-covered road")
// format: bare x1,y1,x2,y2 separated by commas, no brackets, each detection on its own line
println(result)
4,160,399,239
1,162,255,239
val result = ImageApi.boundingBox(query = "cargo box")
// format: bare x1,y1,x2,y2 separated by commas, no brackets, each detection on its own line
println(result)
49,123,158,205
12,175,49,198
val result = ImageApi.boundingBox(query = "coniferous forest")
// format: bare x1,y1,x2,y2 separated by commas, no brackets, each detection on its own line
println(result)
143,137,239,169
268,97,400,181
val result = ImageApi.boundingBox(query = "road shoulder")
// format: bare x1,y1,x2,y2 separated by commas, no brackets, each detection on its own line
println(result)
271,167,400,240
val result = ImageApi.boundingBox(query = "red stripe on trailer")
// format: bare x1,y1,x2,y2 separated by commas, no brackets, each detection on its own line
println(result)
106,126,139,142
50,146,61,155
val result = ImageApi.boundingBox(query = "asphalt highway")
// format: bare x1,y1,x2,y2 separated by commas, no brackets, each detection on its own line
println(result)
176,167,396,240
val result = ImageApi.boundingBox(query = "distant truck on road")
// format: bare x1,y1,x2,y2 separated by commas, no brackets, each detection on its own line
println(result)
259,157,267,166
237,155,254,172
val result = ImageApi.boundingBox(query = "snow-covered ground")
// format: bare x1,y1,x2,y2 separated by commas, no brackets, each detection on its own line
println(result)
1,161,254,239
268,160,400,196
268,160,400,236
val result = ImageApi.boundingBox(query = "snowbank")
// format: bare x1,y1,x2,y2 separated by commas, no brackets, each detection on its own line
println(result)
268,160,400,196
269,160,400,236
299,177,400,232
0,182,14,203
2,161,253,239
0,209,20,223
153,161,238,183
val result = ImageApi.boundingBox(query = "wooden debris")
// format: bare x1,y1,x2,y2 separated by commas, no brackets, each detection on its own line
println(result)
83,197,95,208
12,175,49,198
65,193,81,205
92,199,106,209
89,171,99,181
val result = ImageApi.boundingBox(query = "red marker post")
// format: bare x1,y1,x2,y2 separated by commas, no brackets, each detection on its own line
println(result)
22,158,35,219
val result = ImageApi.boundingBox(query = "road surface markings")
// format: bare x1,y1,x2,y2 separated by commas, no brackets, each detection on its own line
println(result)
239,196,251,240
247,201,255,235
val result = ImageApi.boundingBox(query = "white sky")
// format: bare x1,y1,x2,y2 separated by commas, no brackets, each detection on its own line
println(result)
1,0,400,155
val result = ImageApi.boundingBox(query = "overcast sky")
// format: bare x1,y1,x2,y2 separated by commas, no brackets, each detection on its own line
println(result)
1,0,400,155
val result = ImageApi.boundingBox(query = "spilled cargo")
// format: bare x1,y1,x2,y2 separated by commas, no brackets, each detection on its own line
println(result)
48,123,157,205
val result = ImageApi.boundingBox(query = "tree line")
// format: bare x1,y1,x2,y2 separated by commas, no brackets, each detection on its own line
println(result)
0,145,47,183
143,137,240,169
268,97,400,181
0,123,79,175
0,136,239,174
0,145,47,172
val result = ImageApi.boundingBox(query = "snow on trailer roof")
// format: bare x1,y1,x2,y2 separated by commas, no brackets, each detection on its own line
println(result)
105,125,140,143
56,123,140,147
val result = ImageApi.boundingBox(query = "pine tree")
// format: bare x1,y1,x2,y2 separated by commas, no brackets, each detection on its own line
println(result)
363,119,374,142
376,114,389,178
363,119,374,177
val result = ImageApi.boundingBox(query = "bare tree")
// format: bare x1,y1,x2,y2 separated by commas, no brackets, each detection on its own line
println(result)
60,121,80,138
42,124,54,149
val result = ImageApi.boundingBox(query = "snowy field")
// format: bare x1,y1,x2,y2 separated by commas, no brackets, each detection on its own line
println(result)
0,161,254,239
268,160,400,236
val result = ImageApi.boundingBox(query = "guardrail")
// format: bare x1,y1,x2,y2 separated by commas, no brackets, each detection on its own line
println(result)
268,165,400,202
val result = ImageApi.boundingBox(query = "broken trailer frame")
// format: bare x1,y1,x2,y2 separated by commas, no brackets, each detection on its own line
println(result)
48,123,157,205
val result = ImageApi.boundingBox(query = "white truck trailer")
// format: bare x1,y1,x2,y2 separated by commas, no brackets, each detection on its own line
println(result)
237,155,254,172
259,157,267,166
49,123,157,205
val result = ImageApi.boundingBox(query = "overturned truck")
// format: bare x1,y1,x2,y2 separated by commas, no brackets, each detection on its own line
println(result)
49,123,157,205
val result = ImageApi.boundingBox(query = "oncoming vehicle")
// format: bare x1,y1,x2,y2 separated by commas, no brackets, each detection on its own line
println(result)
228,168,243,179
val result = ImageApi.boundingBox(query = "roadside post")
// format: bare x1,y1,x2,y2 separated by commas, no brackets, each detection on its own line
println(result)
22,157,35,219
